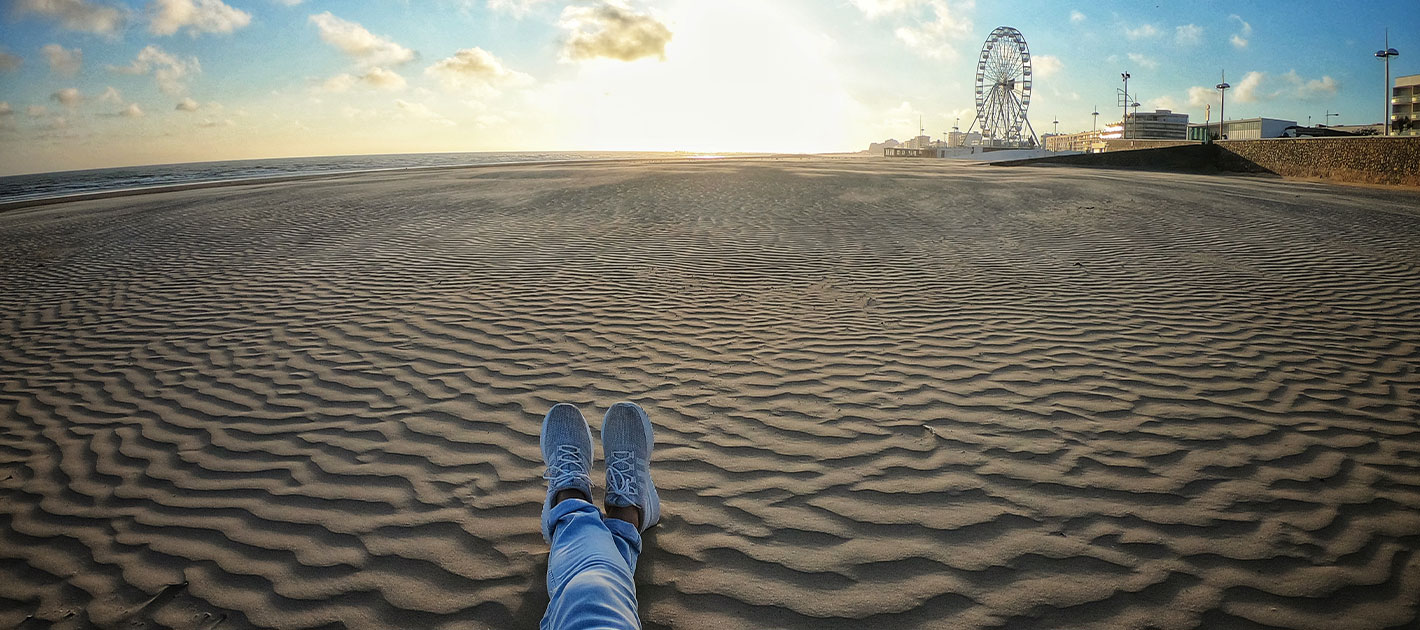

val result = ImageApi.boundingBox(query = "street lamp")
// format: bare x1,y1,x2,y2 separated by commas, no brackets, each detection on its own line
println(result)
1216,71,1231,141
1121,72,1131,139
1325,110,1339,127
1376,29,1399,135
1053,117,1059,134
1092,107,1099,131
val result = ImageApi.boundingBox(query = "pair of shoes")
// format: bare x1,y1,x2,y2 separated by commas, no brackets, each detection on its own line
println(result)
540,402,660,538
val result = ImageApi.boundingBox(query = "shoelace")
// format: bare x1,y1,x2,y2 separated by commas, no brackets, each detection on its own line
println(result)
605,450,638,505
543,444,590,490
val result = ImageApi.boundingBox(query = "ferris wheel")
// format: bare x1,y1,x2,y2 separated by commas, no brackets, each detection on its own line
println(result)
967,26,1039,147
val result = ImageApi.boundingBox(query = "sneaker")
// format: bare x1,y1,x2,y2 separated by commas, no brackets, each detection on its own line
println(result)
540,403,594,540
602,402,660,532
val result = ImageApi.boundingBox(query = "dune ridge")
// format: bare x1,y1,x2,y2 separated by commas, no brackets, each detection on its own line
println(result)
2,158,1419,629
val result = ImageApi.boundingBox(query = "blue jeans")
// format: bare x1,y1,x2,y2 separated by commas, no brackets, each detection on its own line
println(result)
542,498,643,630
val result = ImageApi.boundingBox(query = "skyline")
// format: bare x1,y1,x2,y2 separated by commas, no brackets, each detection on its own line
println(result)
0,0,1415,176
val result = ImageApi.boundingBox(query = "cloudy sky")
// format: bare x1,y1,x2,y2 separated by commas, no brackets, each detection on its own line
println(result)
0,0,1415,175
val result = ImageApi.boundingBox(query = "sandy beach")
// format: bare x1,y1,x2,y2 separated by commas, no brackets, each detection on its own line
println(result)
2,156,1419,629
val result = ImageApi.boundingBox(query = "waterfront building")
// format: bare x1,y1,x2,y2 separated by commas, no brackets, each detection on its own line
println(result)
1044,130,1102,152
1186,117,1297,141
1097,110,1189,140
1394,73,1420,135
1124,110,1189,139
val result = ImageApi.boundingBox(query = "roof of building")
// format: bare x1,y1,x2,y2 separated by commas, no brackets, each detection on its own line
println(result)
1186,117,1297,127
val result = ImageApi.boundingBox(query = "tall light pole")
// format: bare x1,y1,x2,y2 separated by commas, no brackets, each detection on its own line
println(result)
1376,29,1399,136
1216,71,1231,141
1092,107,1099,131
1053,117,1059,134
1121,72,1131,139
1325,110,1339,127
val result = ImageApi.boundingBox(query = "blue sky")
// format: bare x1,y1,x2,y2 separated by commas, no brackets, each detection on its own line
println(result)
0,0,1416,174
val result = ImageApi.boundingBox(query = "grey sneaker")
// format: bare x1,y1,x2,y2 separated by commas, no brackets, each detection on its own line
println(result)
540,403,594,541
602,402,660,532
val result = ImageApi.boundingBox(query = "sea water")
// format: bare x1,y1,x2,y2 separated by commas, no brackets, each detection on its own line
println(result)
0,151,693,204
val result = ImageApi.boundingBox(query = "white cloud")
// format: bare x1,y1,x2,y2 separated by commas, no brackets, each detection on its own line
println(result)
309,12,415,67
845,0,973,60
1187,85,1215,107
120,103,144,117
270,0,302,5
1,49,24,73
893,1,973,60
14,0,125,35
1229,14,1250,48
1233,70,1264,102
358,66,407,90
1147,95,1179,111
395,99,455,126
0,102,12,116
1175,24,1202,45
559,1,673,62
148,0,251,36
850,0,920,18
317,67,408,92
198,118,234,127
318,73,356,93
51,87,81,107
1069,10,1085,24
1230,14,1252,35
425,47,532,91
1124,24,1159,40
110,44,201,94
100,85,122,103
176,96,199,111
1127,52,1159,70
487,0,551,16
42,43,82,76
1032,54,1062,79
28,105,50,117
1280,70,1339,101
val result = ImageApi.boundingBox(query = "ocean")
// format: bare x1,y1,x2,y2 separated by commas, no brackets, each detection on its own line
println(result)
0,151,699,205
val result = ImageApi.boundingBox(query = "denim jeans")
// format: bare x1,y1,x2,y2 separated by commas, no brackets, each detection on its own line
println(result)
542,498,643,630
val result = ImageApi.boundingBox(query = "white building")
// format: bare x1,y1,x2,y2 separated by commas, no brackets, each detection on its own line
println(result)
1187,117,1297,141
1100,110,1189,140
1124,110,1188,139
1394,73,1420,135
947,130,983,147
902,135,935,149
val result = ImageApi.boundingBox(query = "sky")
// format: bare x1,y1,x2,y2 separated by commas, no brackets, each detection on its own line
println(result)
0,0,1416,175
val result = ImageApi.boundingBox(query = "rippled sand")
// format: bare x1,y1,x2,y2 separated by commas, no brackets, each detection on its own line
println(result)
2,157,1419,629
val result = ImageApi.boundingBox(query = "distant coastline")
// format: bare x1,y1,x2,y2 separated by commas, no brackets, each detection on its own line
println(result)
0,151,741,208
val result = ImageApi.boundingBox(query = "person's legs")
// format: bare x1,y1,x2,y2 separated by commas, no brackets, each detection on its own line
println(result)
542,498,641,630
540,403,643,630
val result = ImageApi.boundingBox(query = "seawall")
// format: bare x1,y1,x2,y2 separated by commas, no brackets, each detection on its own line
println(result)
995,136,1420,187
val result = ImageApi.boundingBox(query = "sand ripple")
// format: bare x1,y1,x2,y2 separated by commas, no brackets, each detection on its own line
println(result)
2,160,1419,629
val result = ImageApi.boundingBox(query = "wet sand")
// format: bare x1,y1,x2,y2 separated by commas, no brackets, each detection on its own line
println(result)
2,157,1418,629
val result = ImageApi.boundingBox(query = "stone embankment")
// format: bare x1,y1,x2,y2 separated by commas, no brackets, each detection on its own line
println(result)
996,136,1420,187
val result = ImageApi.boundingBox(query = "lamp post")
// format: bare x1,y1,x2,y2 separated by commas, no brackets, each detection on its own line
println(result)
1053,117,1059,134
1216,71,1231,141
1121,72,1131,139
1092,107,1099,131
1325,110,1339,127
1376,29,1399,136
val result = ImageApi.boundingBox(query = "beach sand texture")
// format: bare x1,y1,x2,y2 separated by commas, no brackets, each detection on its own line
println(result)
2,157,1419,629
